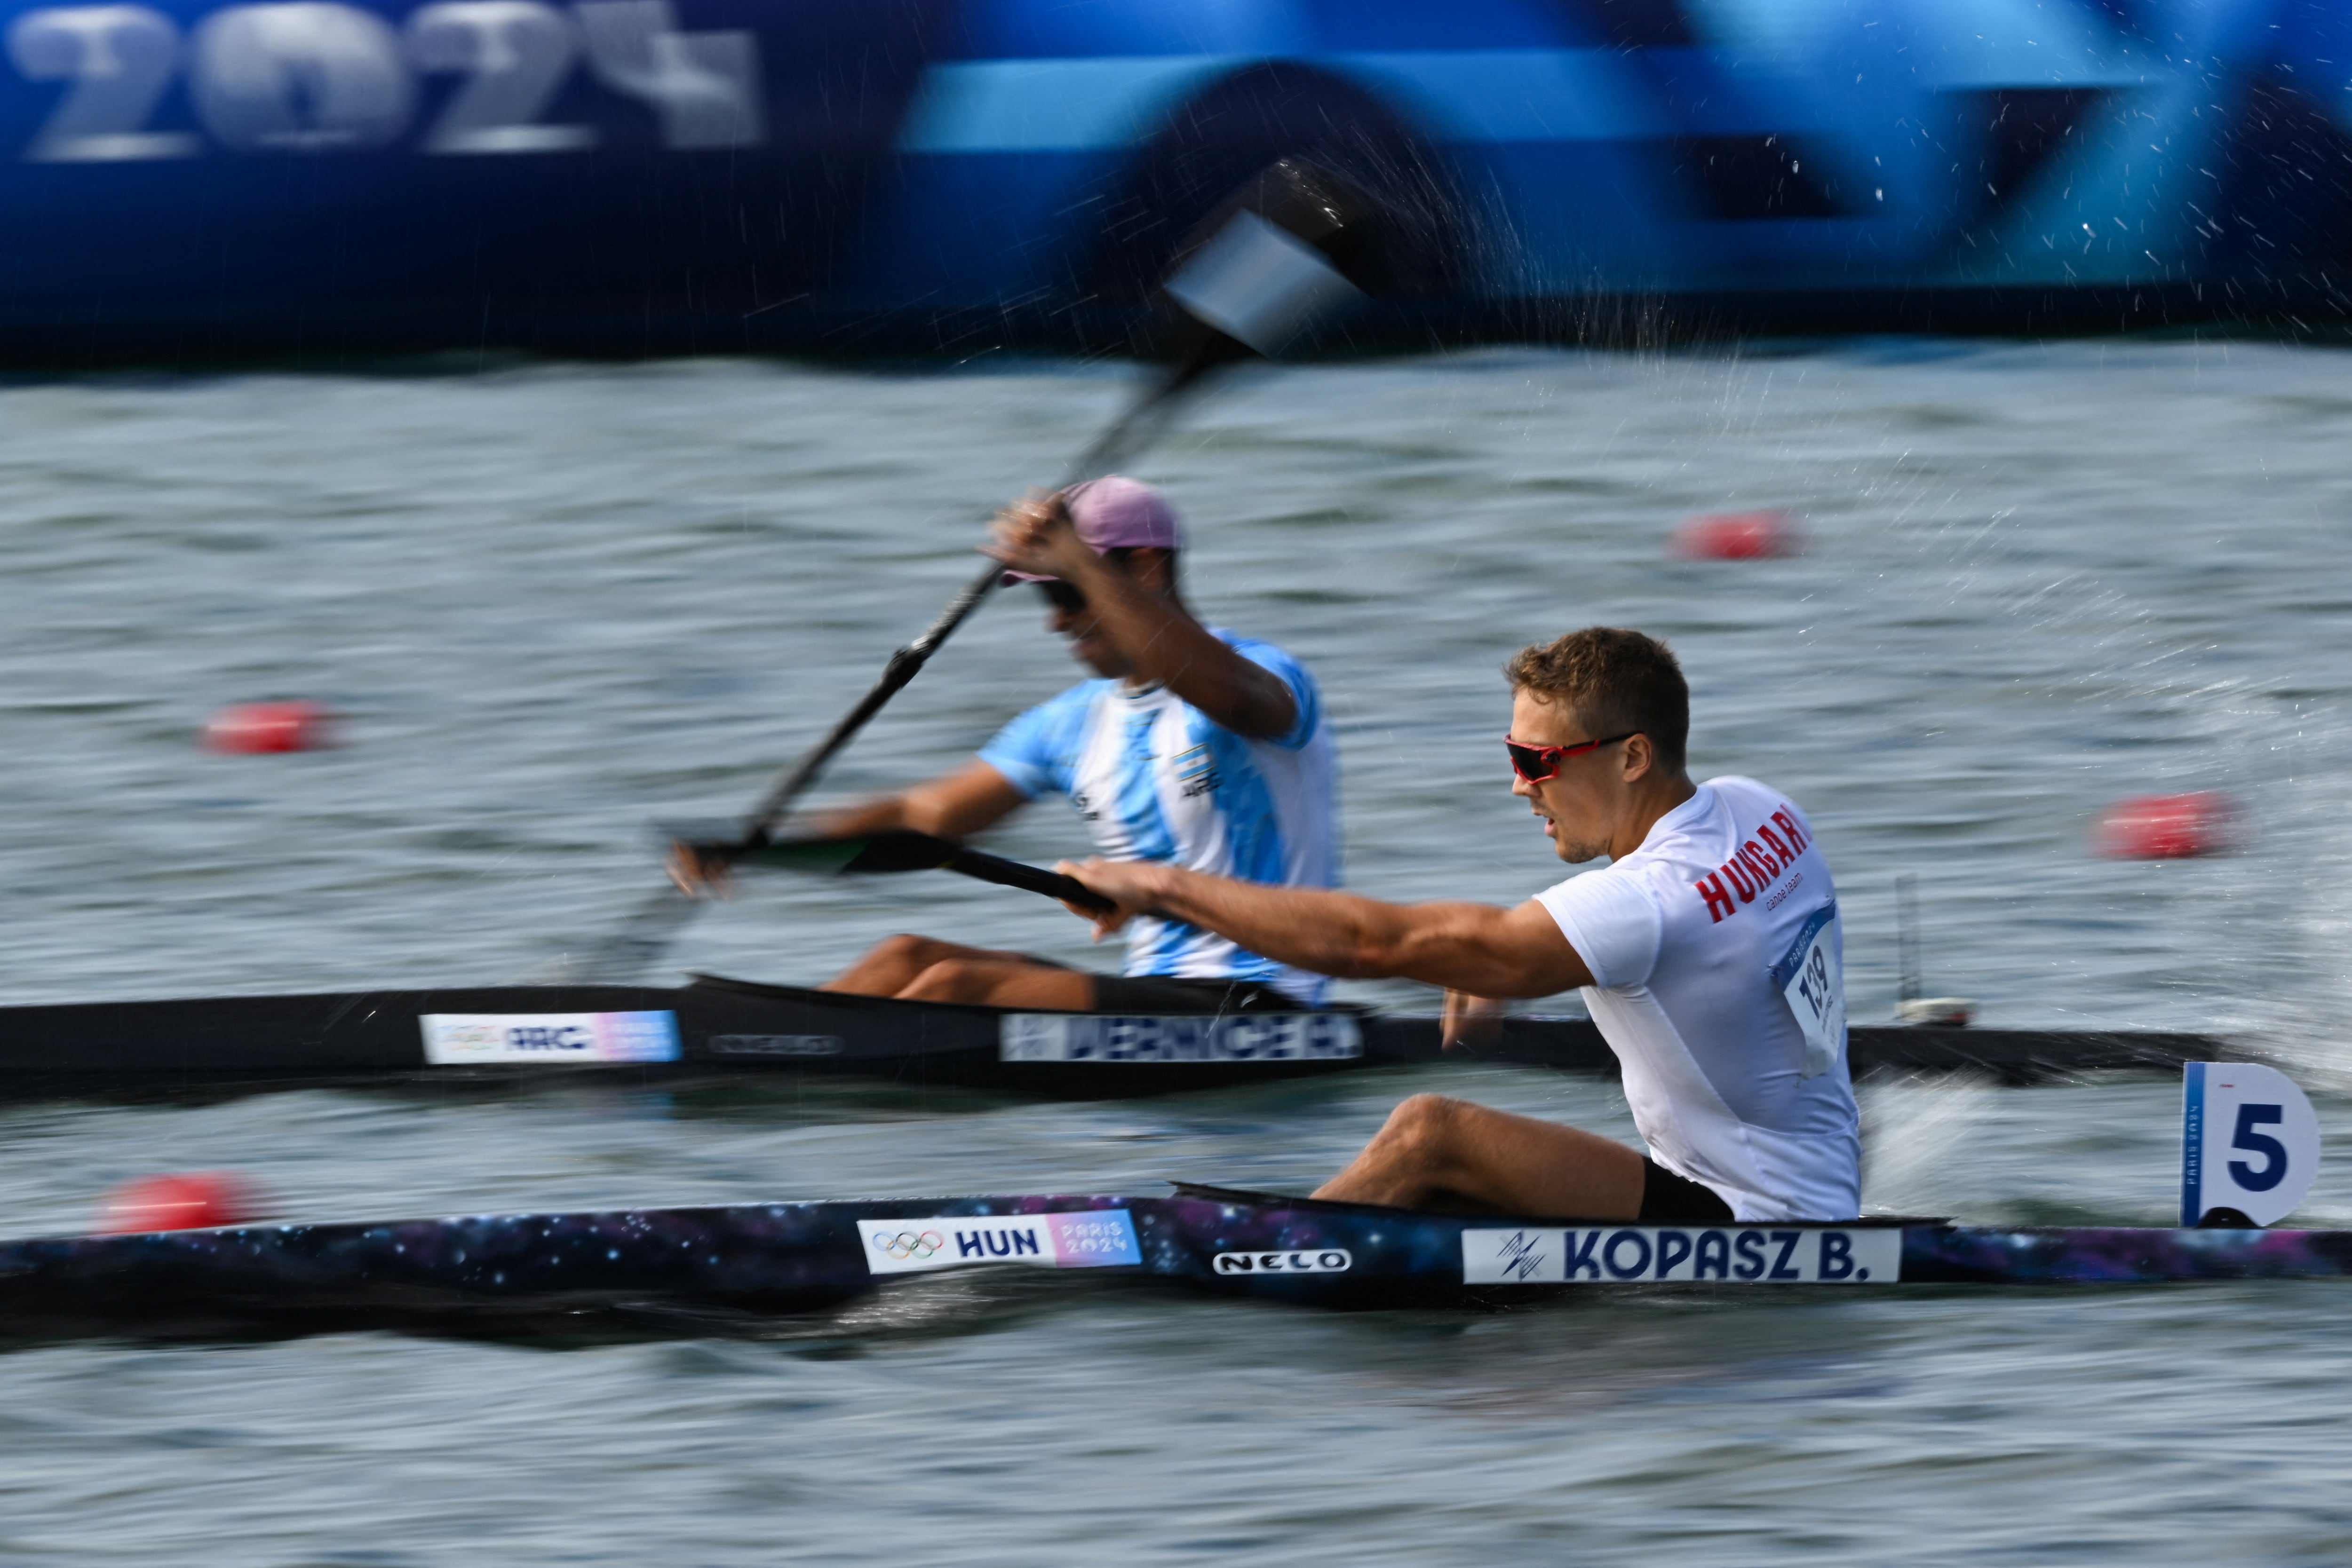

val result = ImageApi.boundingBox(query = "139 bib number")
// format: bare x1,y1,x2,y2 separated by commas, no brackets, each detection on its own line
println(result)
1769,903,1845,1080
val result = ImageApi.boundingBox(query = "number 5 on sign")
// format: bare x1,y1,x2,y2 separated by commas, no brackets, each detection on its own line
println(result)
2181,1062,2320,1227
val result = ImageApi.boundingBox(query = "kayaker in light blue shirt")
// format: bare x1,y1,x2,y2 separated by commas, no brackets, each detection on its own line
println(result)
814,477,1338,1013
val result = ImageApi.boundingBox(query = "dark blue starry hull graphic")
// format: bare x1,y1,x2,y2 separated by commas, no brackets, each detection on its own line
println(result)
4,1188,2351,1342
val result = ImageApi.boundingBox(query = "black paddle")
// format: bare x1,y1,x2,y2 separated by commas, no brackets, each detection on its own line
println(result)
681,829,1118,916
564,159,1387,980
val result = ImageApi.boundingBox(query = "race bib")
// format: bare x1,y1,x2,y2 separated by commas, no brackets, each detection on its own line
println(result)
1768,903,1844,1080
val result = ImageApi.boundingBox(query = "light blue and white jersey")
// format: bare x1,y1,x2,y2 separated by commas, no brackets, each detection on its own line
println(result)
978,631,1338,1003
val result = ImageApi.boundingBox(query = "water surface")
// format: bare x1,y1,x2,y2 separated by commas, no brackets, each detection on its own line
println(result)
0,342,2346,1560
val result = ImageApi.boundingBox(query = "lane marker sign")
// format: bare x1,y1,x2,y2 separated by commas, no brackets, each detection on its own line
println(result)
2182,1061,2319,1227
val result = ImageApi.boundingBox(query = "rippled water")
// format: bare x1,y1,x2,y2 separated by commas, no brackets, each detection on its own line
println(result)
0,342,2349,1560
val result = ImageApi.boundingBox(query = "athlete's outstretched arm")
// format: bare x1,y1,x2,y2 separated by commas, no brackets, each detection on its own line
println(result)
1057,860,1594,999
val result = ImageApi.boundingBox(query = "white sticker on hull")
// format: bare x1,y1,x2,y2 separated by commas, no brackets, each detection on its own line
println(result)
1462,1226,1900,1285
859,1210,1143,1275
1000,1012,1362,1064
419,1010,681,1065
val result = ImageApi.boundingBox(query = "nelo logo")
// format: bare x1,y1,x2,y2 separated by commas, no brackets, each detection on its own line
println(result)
709,1034,844,1057
1214,1249,1351,1275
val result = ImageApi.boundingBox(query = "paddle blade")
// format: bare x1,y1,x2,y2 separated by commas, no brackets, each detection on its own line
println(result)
727,831,961,876
554,882,706,982
1163,159,1382,356
1165,207,1364,357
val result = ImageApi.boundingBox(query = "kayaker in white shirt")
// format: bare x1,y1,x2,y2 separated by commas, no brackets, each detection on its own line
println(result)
1060,626,1861,1224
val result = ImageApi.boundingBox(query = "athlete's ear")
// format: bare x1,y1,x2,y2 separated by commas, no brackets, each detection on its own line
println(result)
1620,732,1655,784
1122,547,1176,598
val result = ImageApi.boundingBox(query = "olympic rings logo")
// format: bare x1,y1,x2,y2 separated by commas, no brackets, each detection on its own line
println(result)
873,1229,946,1260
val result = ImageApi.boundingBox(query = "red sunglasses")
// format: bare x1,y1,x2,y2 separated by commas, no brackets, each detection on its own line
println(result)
1503,731,1635,782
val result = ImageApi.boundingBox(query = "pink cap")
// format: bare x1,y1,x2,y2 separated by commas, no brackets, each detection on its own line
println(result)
1002,476,1185,582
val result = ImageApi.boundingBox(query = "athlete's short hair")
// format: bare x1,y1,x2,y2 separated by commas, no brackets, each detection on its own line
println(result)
1504,627,1689,773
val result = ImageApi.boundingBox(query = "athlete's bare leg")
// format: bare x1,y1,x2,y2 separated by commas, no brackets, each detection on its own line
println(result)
896,959,1096,1009
1311,1094,1647,1220
822,934,1046,995
821,934,1096,1010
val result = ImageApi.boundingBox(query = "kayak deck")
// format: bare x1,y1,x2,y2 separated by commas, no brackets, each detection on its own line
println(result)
0,972,2225,1101
0,1189,2341,1343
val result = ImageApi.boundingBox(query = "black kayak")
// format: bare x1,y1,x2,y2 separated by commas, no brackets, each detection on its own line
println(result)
0,971,2224,1101
0,1184,2339,1344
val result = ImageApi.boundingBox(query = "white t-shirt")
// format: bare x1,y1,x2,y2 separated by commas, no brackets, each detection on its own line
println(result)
1533,776,1861,1222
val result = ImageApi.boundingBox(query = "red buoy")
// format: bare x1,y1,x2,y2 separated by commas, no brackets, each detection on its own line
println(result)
204,700,338,754
97,1172,263,1235
2095,792,2236,859
1671,510,1801,561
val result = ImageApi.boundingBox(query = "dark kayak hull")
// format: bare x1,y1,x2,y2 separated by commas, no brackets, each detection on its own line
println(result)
1,1188,2344,1342
0,972,2222,1101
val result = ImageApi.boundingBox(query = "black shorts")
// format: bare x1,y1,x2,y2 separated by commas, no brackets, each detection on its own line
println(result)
1086,974,1305,1015
1637,1158,1734,1224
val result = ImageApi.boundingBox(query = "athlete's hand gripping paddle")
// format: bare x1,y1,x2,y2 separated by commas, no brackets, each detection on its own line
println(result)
564,159,1391,981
